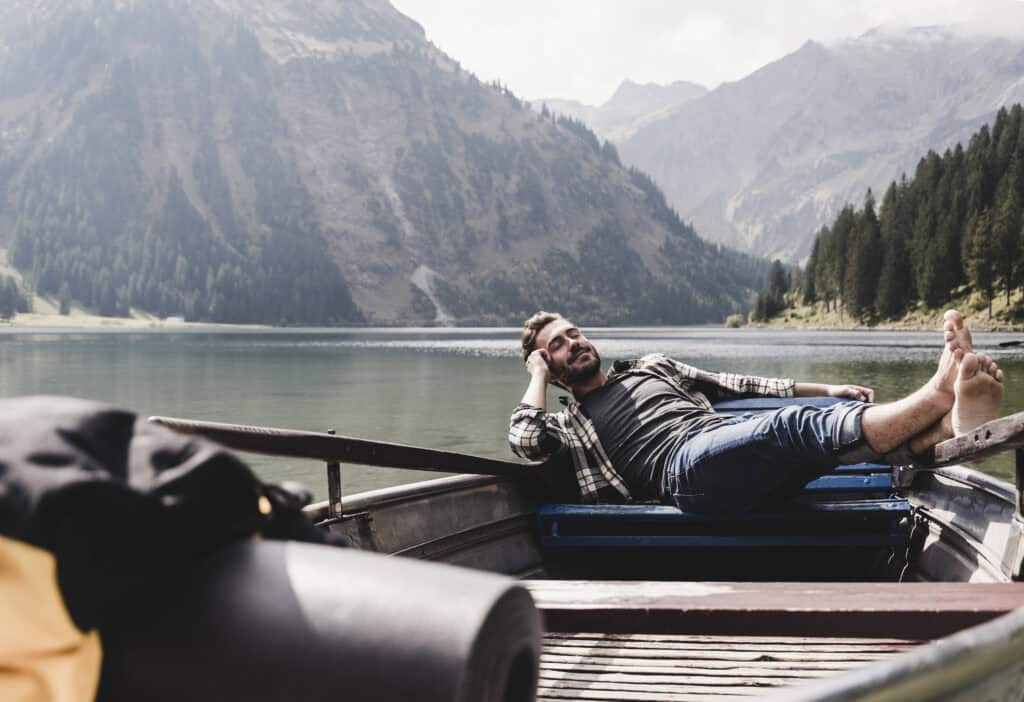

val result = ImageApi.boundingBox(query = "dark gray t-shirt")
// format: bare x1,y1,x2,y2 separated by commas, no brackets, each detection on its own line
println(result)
581,374,729,500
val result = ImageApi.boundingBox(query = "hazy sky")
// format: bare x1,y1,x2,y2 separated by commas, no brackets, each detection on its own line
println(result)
390,0,1024,105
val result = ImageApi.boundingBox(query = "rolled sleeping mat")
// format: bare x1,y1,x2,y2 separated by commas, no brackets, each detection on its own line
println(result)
98,540,542,702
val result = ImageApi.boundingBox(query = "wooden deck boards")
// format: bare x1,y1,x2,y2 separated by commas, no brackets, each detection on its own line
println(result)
526,580,1024,638
537,632,921,701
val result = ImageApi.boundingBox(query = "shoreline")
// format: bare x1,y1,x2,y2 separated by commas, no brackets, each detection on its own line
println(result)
1,312,269,331
751,295,1024,333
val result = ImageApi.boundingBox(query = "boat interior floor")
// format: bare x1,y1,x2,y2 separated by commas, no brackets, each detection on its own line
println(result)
526,580,1024,701
536,632,920,701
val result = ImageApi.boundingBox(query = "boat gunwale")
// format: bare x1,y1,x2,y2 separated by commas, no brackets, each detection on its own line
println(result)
762,604,1024,701
304,473,508,521
924,465,1017,506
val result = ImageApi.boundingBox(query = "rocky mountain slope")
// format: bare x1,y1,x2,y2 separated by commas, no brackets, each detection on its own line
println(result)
0,0,764,324
536,79,707,143
616,21,1024,262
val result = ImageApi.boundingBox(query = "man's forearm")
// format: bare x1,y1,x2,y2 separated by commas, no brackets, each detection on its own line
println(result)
795,382,874,403
794,382,830,397
520,372,548,410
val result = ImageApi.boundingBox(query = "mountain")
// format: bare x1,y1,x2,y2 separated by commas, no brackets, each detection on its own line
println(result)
536,79,707,142
0,0,764,325
616,21,1024,262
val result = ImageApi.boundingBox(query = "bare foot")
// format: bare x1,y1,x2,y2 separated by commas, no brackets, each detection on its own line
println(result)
930,343,963,400
916,353,1004,452
951,352,1004,435
943,309,972,354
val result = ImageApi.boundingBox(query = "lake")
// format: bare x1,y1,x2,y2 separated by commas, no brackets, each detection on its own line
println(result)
2,326,1023,499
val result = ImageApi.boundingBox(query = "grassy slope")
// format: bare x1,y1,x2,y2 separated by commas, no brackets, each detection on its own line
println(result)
753,288,1024,332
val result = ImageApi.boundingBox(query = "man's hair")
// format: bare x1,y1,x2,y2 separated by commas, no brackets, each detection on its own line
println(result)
521,311,564,362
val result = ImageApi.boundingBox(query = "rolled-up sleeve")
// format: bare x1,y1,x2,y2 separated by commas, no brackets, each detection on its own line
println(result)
664,356,795,400
711,371,795,398
508,403,564,461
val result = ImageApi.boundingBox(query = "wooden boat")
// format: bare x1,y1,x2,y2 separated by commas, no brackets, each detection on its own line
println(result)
145,397,1024,701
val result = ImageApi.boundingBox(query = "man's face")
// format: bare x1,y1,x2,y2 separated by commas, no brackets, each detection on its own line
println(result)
535,318,601,386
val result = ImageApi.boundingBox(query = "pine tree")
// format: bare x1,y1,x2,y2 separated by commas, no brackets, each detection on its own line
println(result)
768,259,788,295
876,180,913,318
993,171,1022,304
802,237,819,304
58,281,71,315
842,190,882,321
965,210,995,316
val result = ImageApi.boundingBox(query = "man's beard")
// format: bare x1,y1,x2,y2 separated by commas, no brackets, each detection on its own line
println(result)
559,346,602,385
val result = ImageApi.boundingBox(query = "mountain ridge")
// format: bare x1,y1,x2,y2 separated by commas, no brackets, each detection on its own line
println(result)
615,26,1024,261
0,0,766,324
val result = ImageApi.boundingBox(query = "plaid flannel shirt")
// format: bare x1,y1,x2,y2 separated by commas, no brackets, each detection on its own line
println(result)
508,353,795,503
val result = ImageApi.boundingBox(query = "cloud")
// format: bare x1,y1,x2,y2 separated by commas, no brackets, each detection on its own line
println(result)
390,0,1024,105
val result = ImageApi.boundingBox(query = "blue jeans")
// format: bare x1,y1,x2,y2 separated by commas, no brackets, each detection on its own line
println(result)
666,402,876,514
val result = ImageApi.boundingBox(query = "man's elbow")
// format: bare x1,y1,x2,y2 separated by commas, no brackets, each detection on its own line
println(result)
509,436,546,461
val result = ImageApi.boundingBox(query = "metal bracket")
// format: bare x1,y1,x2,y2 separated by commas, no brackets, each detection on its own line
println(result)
327,429,342,519
892,464,918,489
1016,448,1024,519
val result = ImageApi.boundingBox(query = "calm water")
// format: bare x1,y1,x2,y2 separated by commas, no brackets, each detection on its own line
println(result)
2,326,1023,499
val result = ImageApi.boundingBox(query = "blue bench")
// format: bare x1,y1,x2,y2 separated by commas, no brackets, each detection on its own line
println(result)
537,397,910,578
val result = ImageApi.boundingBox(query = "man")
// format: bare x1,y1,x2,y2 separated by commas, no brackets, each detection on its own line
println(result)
509,310,1004,512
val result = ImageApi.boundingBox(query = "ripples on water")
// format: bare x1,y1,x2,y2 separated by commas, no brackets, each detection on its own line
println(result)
1,326,1023,497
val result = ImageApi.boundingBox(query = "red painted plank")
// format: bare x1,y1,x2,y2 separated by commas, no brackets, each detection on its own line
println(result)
526,581,1024,638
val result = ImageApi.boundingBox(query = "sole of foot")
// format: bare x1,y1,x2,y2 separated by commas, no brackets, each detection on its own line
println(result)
952,352,1004,436
976,352,1004,383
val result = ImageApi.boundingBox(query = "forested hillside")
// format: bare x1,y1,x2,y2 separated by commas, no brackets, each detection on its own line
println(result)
801,105,1024,322
0,0,767,325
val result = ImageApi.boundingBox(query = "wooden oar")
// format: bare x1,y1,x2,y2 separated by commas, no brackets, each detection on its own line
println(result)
148,416,529,478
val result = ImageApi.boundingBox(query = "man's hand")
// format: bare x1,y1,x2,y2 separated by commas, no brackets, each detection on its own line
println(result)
826,384,875,403
525,349,551,380
520,349,551,410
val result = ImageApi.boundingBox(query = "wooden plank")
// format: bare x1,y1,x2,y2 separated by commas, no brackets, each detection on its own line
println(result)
537,683,753,700
543,636,916,653
539,670,833,685
540,655,868,672
544,640,916,653
930,410,1024,466
542,645,892,662
540,678,783,693
545,633,923,645
527,580,1024,638
541,661,844,677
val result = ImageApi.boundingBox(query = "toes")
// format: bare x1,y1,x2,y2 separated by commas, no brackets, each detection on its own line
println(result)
959,351,978,379
944,309,964,327
944,327,957,348
996,369,1005,382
